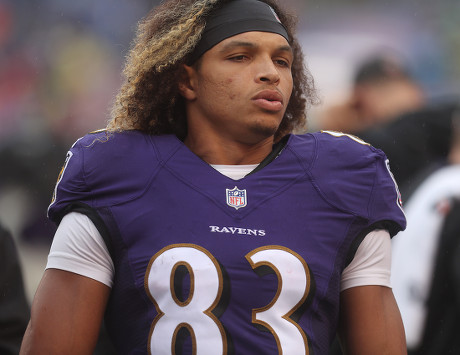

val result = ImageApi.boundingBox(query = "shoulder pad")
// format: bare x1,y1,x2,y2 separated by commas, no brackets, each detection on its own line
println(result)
308,131,406,233
48,130,159,222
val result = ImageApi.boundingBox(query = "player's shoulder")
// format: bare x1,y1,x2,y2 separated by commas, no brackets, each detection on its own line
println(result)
72,129,173,170
49,130,171,218
314,130,382,158
72,129,152,154
291,131,393,217
72,129,182,161
290,130,385,168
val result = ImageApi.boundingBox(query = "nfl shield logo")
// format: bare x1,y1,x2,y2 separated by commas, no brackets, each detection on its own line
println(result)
226,186,247,210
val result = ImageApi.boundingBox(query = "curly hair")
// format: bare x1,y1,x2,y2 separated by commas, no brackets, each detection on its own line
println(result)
107,0,317,141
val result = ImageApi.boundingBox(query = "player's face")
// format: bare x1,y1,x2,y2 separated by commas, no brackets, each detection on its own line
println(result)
181,31,294,145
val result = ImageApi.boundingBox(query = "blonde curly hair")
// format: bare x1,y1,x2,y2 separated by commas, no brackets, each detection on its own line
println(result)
108,0,317,141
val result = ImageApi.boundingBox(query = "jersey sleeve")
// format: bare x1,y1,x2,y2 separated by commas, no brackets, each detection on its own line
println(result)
369,155,406,236
48,135,89,224
312,131,406,236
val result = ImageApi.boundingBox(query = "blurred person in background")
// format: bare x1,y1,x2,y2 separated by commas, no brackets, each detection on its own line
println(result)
0,223,30,355
318,54,426,135
359,100,459,195
316,52,459,194
391,111,460,354
20,0,407,354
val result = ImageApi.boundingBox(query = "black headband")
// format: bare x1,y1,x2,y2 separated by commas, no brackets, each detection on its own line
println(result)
188,0,289,63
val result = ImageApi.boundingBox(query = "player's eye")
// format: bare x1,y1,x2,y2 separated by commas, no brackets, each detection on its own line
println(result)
274,58,290,68
228,55,247,61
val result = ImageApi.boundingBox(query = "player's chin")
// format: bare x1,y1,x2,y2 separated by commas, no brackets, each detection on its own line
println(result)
248,119,282,140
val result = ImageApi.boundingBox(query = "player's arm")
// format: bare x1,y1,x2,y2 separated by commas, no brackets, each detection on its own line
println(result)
20,212,114,354
337,285,406,355
337,230,407,354
20,269,110,355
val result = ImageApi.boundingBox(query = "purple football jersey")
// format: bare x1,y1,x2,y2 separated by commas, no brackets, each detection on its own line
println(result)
48,130,406,354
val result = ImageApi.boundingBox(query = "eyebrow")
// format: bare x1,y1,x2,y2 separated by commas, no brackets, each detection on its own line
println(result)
218,40,293,54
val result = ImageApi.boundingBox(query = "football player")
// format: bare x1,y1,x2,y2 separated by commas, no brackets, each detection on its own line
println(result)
20,1,407,354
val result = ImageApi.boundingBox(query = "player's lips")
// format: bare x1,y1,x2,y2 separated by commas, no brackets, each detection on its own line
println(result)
251,90,284,112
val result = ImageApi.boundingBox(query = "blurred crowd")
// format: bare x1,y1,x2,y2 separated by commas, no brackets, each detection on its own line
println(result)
0,0,159,246
1,0,460,354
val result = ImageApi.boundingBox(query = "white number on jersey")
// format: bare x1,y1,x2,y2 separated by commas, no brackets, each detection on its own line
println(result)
145,244,226,354
247,246,311,355
145,244,312,354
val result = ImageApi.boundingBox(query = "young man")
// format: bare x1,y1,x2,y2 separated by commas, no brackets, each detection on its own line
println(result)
20,0,407,354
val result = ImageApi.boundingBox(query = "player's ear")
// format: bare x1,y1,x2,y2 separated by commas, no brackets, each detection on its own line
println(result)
178,64,198,101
